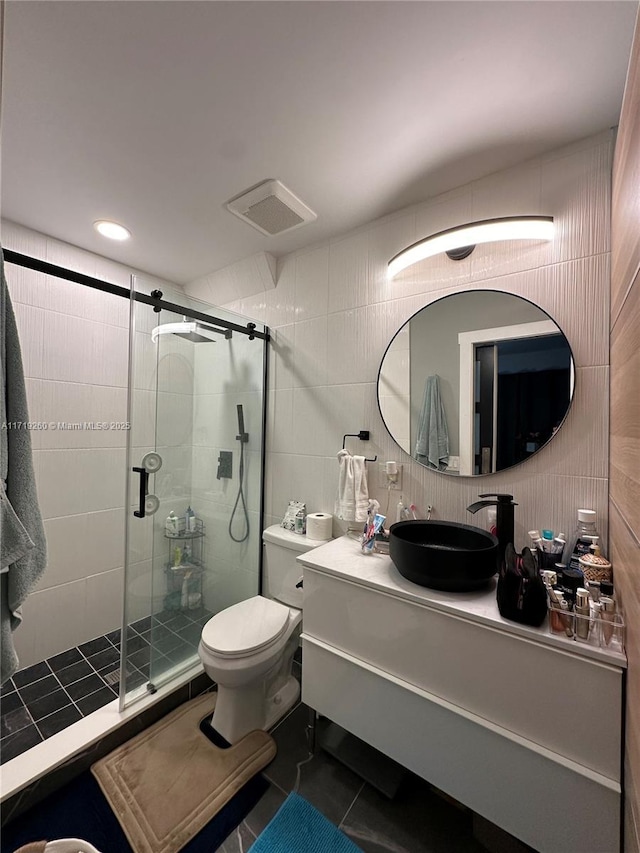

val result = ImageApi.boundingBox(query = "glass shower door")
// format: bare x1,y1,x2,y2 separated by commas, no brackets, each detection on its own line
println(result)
121,278,267,708
122,284,198,705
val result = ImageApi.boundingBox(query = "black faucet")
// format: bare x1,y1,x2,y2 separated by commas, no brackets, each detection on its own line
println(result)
467,493,518,572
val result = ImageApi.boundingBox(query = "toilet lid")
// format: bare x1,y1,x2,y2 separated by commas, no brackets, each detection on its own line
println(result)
200,596,290,657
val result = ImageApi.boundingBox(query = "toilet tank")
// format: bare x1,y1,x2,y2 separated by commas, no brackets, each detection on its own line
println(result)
262,524,330,608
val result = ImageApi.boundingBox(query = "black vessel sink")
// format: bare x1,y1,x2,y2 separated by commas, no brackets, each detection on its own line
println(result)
389,520,499,592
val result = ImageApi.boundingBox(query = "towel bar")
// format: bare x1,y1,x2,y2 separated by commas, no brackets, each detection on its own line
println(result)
342,431,377,462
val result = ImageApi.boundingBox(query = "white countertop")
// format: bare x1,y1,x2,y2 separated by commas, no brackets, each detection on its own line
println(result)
297,534,627,668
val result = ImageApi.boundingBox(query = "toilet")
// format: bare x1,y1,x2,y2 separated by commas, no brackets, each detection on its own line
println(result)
197,524,326,743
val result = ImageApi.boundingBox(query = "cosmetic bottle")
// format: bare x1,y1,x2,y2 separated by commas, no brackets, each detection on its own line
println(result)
559,569,583,610
585,535,600,553
396,497,405,524
181,573,190,609
600,597,616,646
165,511,179,535
174,546,182,567
541,569,558,587
548,586,569,635
185,506,195,531
553,533,566,555
575,588,591,641
563,509,599,570
600,580,614,599
559,599,573,637
548,589,564,634
590,601,602,645
294,508,306,535
586,580,601,602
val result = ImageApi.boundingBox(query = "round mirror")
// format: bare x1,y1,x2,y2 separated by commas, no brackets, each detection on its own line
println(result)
377,290,575,476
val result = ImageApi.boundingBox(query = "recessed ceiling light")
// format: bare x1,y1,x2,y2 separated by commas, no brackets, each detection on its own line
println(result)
94,220,131,241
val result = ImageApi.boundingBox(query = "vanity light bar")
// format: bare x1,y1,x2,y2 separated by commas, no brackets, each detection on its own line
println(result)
387,216,554,279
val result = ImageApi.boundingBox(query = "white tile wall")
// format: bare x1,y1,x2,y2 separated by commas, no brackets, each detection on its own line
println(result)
188,316,265,613
3,221,179,667
188,131,614,548
85,567,125,639
295,245,329,321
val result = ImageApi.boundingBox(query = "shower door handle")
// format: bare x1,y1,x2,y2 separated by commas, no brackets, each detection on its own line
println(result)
132,466,149,518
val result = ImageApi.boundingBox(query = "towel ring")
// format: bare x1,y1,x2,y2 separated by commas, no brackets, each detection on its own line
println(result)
342,431,377,462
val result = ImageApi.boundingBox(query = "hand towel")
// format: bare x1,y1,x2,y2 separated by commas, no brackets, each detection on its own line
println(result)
415,374,450,470
1,245,48,684
334,449,369,522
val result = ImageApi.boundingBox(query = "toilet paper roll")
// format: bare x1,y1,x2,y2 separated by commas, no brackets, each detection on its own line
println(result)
306,512,333,541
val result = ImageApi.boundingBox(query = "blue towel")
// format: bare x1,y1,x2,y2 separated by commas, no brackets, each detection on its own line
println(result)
249,792,362,853
415,374,449,470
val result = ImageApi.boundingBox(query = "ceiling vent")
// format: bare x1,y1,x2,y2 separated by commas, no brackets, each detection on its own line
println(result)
225,179,317,237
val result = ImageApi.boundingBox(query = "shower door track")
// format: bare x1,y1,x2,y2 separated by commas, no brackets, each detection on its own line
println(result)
3,250,270,341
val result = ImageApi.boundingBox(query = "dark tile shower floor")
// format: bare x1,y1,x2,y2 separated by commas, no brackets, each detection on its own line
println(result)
0,607,213,765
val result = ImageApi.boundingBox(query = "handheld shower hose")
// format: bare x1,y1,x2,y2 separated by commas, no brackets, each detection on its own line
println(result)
229,404,250,543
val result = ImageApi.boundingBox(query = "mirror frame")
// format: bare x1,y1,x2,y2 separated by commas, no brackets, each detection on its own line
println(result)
376,289,576,477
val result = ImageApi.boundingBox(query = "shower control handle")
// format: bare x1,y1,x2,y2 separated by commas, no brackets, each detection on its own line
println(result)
132,466,149,518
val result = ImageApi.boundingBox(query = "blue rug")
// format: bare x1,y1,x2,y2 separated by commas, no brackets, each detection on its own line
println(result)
249,792,362,852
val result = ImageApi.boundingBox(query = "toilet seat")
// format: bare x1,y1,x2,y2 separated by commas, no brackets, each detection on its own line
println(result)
200,595,291,659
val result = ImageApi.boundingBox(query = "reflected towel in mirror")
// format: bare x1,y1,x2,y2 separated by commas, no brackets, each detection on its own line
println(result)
415,374,449,470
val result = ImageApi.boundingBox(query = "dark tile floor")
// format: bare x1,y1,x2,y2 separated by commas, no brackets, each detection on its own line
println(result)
220,696,494,853
0,607,212,765
3,649,527,853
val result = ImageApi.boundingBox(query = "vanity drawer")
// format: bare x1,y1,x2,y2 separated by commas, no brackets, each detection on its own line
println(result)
303,568,622,780
302,636,620,853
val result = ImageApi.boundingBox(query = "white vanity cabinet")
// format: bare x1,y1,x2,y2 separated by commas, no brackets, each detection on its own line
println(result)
298,537,626,853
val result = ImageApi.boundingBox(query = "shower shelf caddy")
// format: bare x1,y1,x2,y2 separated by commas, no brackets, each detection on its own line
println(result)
163,518,206,613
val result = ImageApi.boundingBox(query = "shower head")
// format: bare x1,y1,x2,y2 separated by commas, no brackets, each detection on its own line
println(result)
236,404,249,443
151,318,232,344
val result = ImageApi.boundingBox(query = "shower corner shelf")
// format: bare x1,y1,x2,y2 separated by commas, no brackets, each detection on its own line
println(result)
164,517,205,540
163,517,206,613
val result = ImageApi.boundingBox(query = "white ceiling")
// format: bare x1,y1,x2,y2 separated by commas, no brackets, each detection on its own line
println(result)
2,1,637,285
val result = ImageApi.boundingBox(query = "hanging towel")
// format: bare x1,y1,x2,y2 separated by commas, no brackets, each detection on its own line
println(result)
1,245,47,684
1,480,35,572
415,374,450,470
334,449,369,522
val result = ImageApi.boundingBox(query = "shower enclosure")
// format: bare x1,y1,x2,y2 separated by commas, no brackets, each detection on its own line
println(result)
2,250,268,726
122,277,268,707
